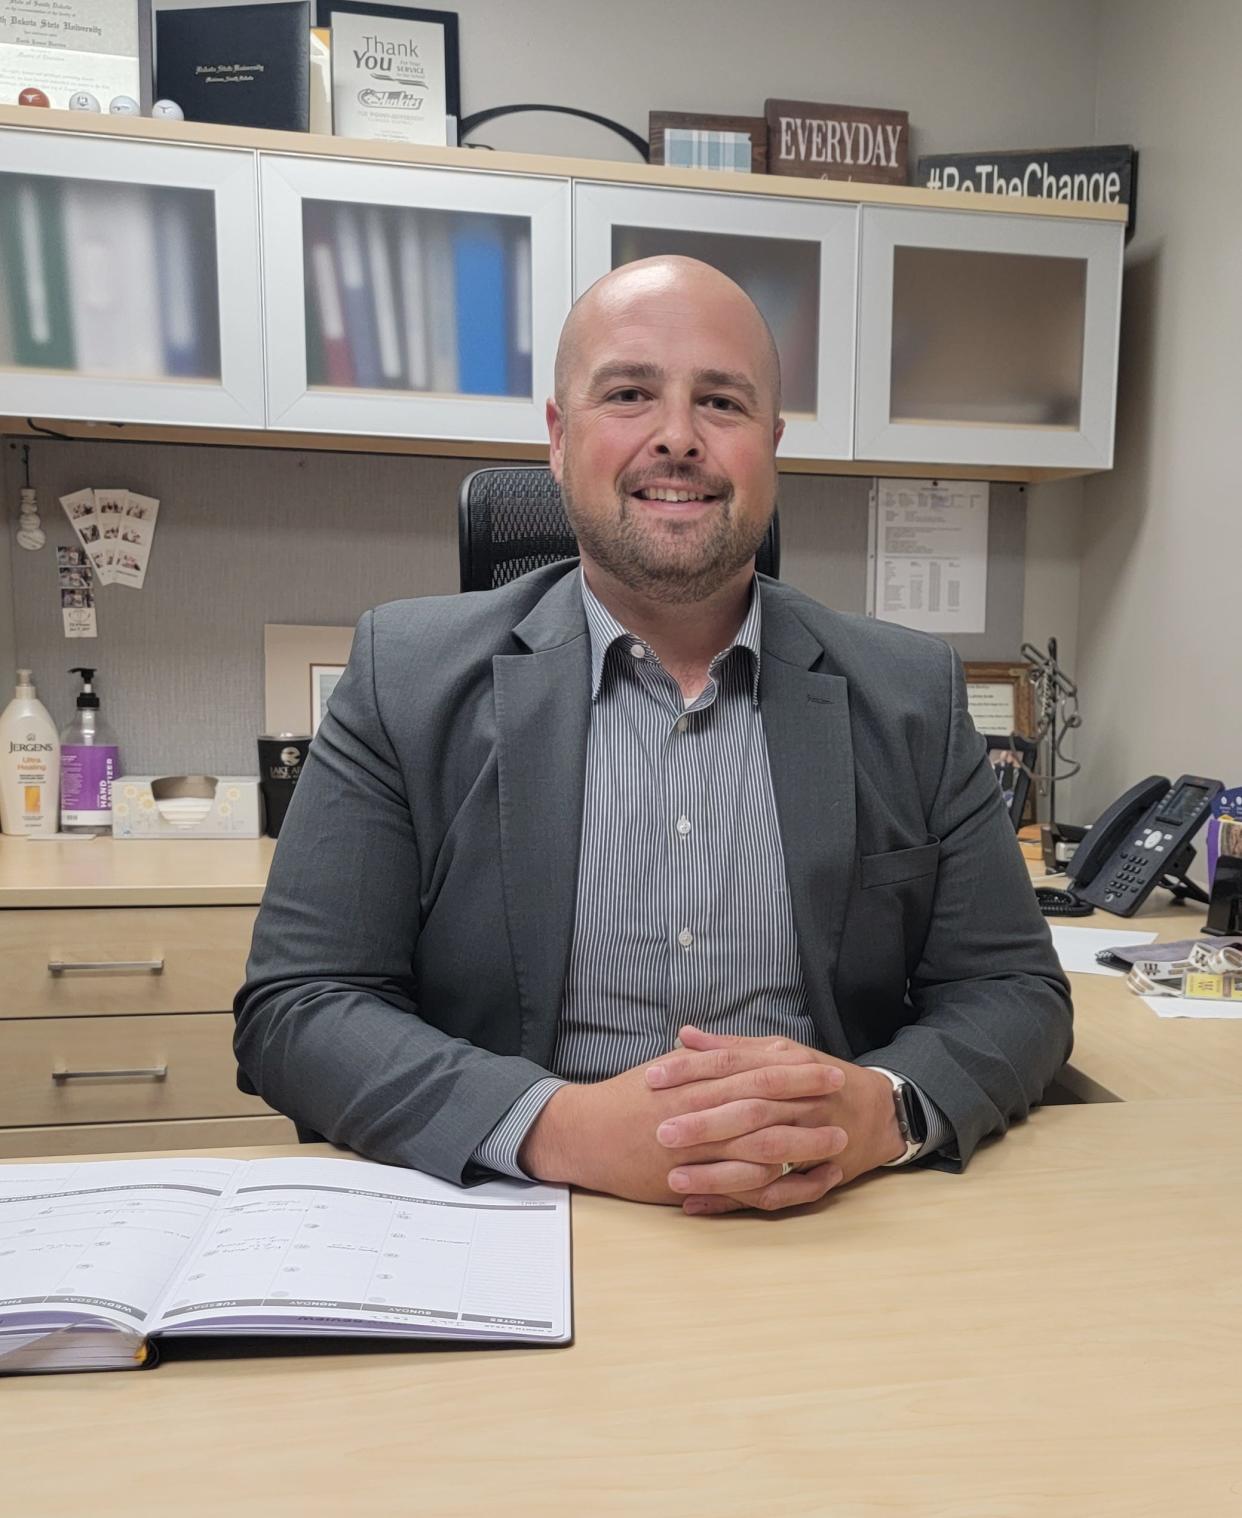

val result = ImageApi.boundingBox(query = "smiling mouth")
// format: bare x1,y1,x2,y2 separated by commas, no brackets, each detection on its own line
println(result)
630,487,720,504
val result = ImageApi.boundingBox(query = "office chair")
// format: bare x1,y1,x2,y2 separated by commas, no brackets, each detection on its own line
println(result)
458,465,781,591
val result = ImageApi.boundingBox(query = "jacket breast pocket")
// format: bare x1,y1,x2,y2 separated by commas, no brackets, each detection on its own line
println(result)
860,839,941,889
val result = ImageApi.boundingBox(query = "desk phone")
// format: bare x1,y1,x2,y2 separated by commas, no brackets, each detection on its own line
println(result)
1067,773,1222,916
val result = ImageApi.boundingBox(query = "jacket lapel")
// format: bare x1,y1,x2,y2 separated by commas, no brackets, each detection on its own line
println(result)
492,569,591,1067
759,587,855,1057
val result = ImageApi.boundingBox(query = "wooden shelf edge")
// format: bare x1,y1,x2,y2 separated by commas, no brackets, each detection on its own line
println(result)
0,418,1095,483
0,105,1129,223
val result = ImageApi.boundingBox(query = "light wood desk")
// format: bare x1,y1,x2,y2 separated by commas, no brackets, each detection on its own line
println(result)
1037,876,1242,1103
4,1103,1241,1516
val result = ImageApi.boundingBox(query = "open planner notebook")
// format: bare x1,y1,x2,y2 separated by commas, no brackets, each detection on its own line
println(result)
0,1154,571,1375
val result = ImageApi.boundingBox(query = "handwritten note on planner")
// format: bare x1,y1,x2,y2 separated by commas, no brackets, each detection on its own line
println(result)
870,479,989,634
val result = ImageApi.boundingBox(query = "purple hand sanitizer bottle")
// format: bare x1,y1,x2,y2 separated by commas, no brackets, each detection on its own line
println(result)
60,668,120,835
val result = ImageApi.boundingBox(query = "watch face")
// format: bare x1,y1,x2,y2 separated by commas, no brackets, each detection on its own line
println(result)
898,1082,927,1146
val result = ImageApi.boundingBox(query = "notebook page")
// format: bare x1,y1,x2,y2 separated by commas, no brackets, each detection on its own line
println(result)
148,1155,571,1343
0,1158,242,1337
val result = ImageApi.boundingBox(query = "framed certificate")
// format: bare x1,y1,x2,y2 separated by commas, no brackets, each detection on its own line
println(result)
963,661,1036,740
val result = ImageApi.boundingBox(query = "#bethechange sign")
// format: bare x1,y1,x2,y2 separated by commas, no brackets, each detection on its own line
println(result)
917,144,1138,237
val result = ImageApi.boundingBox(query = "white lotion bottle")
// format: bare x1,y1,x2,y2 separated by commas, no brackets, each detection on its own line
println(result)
0,670,61,835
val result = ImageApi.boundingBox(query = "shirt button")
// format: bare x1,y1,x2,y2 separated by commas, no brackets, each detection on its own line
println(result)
676,816,691,836
675,717,689,733
678,928,694,948
629,643,646,659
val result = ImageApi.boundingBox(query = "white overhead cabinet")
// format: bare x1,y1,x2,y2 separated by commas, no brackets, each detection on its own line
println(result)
0,129,264,428
259,155,571,443
573,182,858,460
855,206,1124,469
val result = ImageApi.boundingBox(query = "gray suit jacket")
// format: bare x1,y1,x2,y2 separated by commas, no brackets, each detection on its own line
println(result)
235,563,1072,1184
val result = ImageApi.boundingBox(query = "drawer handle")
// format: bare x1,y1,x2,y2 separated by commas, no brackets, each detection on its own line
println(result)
52,1066,169,1083
47,958,165,976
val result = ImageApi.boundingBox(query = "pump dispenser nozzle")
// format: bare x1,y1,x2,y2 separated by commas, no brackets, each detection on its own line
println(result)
68,668,100,709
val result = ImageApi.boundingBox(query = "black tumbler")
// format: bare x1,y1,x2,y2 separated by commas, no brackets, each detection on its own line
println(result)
257,734,311,838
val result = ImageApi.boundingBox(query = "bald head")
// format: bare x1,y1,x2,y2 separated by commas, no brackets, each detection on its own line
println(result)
553,255,782,418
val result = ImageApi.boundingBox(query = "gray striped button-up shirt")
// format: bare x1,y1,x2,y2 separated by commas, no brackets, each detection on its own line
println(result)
474,570,949,1178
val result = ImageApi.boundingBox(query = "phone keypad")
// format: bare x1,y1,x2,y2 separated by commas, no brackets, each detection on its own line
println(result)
1104,847,1153,904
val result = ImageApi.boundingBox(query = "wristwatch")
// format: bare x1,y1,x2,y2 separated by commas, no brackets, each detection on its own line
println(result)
873,1067,927,1167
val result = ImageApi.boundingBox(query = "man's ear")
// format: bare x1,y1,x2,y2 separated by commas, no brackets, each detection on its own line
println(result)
772,415,786,453
547,398,566,482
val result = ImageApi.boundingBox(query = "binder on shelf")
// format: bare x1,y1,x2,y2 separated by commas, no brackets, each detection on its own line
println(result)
303,201,353,387
333,202,382,389
423,214,460,395
363,205,403,386
153,191,212,378
62,182,162,379
396,208,430,392
0,176,75,370
453,218,509,397
508,220,534,398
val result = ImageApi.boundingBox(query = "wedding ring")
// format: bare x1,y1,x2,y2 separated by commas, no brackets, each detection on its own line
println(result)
779,1161,797,1178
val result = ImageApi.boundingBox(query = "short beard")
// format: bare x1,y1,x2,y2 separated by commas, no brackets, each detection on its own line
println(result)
561,462,773,605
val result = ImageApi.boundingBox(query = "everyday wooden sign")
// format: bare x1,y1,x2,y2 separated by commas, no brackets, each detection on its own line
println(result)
916,144,1138,236
764,98,909,184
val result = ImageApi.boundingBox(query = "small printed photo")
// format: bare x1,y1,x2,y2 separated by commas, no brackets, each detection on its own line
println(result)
59,570,90,591
61,588,91,609
103,524,120,540
119,552,141,572
121,527,143,544
80,523,100,543
67,499,93,520
98,499,123,515
125,501,150,520
56,546,91,569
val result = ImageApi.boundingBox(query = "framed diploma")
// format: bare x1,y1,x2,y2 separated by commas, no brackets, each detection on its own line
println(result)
319,1,460,144
0,0,146,110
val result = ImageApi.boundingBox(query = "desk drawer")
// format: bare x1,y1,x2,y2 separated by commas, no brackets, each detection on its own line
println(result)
0,1013,273,1127
0,906,257,1018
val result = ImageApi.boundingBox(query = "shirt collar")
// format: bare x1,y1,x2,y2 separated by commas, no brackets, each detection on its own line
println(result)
579,568,763,705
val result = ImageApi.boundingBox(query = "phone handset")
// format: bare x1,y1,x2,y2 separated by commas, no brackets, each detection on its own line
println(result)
1067,775,1169,888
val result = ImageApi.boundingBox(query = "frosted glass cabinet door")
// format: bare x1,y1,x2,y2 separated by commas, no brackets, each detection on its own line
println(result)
855,207,1124,469
0,130,263,428
574,182,858,460
261,155,570,443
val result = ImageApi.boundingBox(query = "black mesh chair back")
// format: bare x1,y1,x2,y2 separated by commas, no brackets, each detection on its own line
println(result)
458,466,781,591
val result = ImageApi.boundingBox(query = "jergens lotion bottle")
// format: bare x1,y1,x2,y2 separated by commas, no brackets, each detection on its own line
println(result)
0,670,61,835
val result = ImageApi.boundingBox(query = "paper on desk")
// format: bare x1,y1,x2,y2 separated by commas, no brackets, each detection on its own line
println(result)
1142,995,1242,1021
1049,925,1158,976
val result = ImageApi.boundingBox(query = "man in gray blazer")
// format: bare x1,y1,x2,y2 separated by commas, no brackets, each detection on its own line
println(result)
235,255,1071,1217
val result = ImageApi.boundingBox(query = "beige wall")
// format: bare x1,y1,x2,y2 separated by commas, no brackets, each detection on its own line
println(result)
155,0,1103,161
1074,0,1241,820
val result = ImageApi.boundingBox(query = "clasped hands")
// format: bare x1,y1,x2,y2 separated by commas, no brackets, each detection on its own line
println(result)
519,1025,906,1216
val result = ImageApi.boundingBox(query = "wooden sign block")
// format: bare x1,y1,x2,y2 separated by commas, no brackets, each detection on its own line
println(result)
764,98,909,184
649,111,767,173
916,144,1138,237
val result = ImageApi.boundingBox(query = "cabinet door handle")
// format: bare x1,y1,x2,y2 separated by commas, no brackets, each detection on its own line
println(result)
47,958,165,975
52,1066,169,1083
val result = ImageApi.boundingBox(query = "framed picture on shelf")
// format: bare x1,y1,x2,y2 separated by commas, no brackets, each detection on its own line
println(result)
963,661,1036,741
263,623,354,737
648,112,767,174
317,1,461,135
309,663,346,734
983,732,1038,828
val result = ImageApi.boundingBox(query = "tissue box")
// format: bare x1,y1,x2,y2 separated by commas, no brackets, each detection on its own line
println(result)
111,776,264,838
